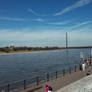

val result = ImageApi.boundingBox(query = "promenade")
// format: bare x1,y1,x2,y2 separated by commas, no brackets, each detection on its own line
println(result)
56,74,92,92
19,66,92,92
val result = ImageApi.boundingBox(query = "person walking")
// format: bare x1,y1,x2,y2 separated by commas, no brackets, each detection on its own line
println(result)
82,62,86,71
79,63,82,71
86,70,91,76
46,85,49,92
48,86,53,92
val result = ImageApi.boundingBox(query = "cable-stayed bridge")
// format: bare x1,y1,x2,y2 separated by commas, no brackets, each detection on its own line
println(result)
61,46,92,49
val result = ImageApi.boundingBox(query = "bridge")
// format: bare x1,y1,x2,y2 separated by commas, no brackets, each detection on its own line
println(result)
64,33,92,49
60,46,92,49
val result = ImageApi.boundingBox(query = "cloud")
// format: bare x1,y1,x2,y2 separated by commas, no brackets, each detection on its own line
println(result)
28,8,50,17
0,16,45,23
0,28,64,40
32,18,44,22
48,21,69,25
68,31,92,46
0,27,92,47
61,20,92,32
0,28,66,47
28,8,39,16
54,0,92,16
0,16,28,21
71,21,92,29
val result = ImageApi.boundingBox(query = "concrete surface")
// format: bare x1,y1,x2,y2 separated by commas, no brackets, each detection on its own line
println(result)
56,74,92,92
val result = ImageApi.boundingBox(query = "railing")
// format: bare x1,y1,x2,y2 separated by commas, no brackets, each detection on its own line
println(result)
0,63,81,92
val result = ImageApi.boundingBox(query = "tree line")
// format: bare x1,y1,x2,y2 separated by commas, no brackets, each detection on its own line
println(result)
0,46,61,53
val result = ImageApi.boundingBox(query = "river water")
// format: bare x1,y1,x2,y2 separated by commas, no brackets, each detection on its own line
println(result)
0,49,90,85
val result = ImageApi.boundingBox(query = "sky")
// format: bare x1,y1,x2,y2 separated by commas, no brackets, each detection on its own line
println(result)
0,0,92,47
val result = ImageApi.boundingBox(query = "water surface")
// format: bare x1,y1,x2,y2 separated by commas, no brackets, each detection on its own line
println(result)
0,49,90,85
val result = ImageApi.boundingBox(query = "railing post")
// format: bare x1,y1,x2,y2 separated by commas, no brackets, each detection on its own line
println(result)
7,84,10,92
24,80,26,89
75,65,76,72
56,71,57,79
69,67,71,74
47,73,49,81
36,76,39,85
79,64,80,70
63,69,65,76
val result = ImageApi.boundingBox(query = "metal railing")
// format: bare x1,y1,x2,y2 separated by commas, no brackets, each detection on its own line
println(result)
0,63,81,92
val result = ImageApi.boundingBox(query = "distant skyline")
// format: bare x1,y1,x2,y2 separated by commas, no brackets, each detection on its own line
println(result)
0,0,92,47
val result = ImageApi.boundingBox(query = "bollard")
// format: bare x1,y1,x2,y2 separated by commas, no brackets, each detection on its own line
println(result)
63,69,65,76
36,76,39,85
47,73,49,81
7,84,10,92
56,71,58,79
75,65,76,72
78,64,80,71
24,80,26,89
69,67,71,74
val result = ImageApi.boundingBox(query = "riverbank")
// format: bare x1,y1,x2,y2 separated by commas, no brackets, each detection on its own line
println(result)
0,49,65,55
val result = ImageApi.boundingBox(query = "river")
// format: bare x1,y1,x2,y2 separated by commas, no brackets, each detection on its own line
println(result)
0,49,90,85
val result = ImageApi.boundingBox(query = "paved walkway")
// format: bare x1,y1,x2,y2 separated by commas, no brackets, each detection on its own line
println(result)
19,66,92,92
56,74,92,92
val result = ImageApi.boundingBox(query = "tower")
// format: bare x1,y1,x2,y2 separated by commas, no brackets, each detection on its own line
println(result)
66,32,68,48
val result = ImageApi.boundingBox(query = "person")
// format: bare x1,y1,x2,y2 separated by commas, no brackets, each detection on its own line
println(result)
48,86,53,92
46,85,49,92
79,63,82,71
86,70,91,76
82,62,86,71
86,59,89,66
89,60,91,66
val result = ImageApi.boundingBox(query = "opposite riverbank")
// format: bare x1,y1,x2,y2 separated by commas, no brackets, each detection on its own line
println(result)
0,49,65,55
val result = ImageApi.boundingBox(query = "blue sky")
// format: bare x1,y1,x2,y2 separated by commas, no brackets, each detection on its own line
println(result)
0,0,92,47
